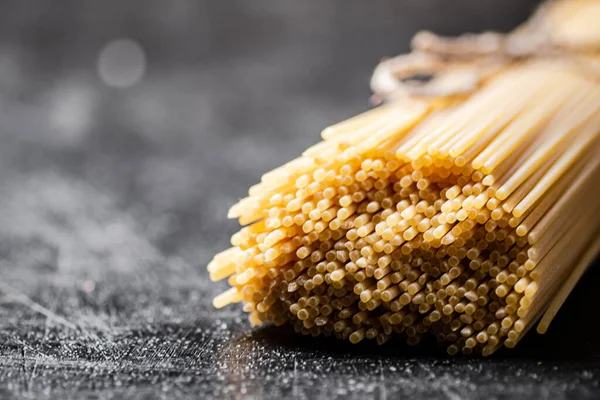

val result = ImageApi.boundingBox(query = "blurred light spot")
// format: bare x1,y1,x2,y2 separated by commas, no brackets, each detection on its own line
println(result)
82,280,96,293
97,39,146,88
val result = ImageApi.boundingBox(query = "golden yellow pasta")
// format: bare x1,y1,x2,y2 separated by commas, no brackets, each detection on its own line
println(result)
208,0,600,355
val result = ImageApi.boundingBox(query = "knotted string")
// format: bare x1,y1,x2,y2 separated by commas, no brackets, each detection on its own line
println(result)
371,0,600,103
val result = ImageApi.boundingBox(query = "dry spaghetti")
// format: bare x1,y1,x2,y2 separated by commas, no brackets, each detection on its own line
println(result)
208,0,600,355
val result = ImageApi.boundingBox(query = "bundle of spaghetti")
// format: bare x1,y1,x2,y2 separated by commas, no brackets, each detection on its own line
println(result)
208,0,600,355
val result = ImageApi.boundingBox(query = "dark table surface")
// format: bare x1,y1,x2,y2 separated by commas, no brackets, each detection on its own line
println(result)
0,1,599,399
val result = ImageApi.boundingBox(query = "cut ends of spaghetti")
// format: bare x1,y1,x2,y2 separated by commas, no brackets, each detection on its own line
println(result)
208,0,600,356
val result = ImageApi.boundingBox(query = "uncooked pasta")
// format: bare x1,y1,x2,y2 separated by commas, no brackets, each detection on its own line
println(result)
208,0,600,355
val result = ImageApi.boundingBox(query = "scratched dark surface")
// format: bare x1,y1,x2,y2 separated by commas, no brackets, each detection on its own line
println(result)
0,1,599,399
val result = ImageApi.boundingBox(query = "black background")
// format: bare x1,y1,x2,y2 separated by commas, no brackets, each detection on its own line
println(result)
0,1,599,399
